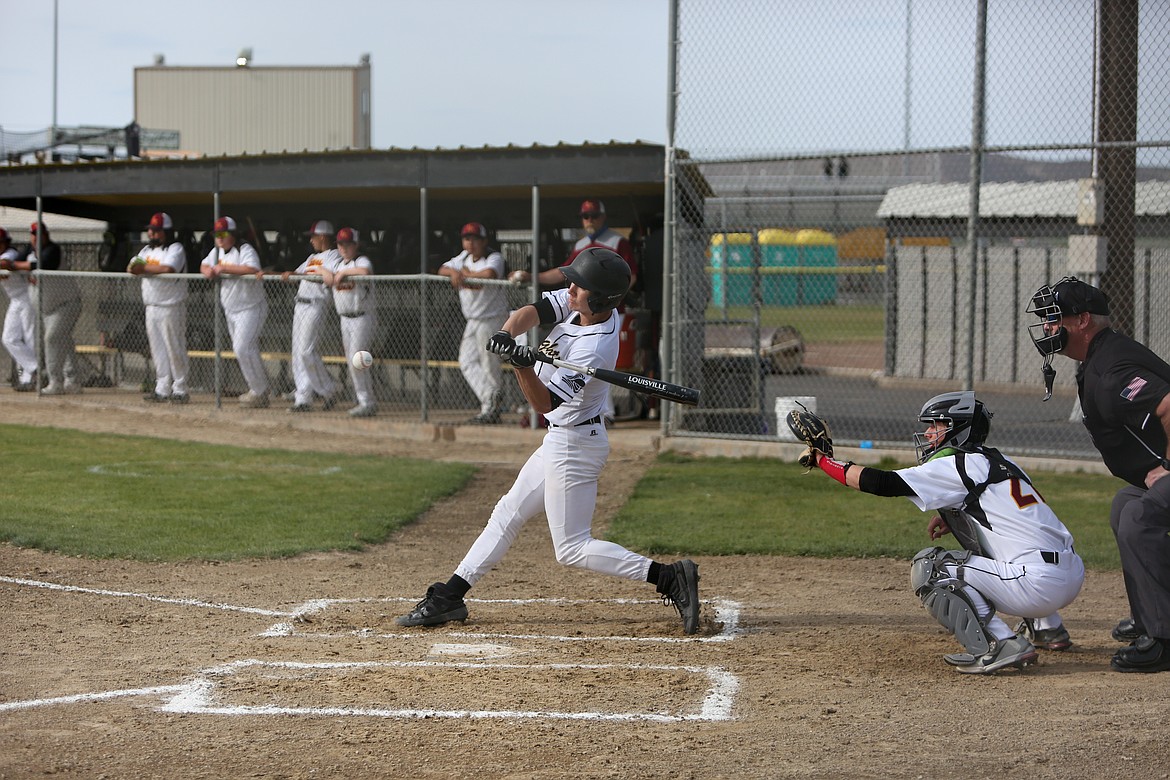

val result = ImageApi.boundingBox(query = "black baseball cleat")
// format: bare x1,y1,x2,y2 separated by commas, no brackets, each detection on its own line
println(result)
396,582,469,627
1112,616,1145,643
659,559,701,635
1110,635,1170,673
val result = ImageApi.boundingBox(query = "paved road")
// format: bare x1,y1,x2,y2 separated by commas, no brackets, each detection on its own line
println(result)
691,368,1098,461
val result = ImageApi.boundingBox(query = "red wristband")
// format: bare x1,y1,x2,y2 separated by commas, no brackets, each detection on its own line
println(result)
818,456,852,485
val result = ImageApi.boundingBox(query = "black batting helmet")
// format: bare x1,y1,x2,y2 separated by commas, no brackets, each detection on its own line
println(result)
913,390,993,463
561,247,631,313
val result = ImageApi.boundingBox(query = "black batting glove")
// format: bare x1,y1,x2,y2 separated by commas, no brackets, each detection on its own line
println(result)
486,330,516,355
509,346,537,368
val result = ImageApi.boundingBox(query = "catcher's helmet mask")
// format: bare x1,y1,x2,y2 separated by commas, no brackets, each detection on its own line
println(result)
561,246,631,314
913,390,993,464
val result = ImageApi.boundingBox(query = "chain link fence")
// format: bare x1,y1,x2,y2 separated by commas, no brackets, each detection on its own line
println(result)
666,0,1170,460
1,265,555,423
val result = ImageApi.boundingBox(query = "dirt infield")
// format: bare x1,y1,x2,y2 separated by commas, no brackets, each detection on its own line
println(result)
1,394,1168,779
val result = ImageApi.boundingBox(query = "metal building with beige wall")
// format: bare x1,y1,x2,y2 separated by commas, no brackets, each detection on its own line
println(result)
134,56,372,157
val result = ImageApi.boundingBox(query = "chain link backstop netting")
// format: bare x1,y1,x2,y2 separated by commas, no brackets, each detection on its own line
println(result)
666,0,1169,459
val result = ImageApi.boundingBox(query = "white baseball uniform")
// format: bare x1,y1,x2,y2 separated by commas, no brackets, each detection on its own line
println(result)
137,241,189,396
332,252,377,409
28,245,82,391
289,249,342,405
898,451,1084,639
201,242,269,396
454,288,652,586
0,247,37,381
441,248,509,415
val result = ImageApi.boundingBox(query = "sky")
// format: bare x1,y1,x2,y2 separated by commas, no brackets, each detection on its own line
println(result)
0,1,1165,161
0,0,670,150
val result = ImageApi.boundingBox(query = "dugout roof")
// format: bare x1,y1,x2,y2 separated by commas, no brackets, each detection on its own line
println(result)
0,141,678,240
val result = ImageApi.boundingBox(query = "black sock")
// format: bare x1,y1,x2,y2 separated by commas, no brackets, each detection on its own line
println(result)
445,574,471,598
647,561,663,586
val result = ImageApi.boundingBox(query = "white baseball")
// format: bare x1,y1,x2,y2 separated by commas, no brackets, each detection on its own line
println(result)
351,350,373,370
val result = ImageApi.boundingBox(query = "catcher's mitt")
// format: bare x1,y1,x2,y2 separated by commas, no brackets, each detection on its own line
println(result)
786,402,833,468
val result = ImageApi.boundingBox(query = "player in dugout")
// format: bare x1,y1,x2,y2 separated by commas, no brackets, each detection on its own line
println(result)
792,391,1084,674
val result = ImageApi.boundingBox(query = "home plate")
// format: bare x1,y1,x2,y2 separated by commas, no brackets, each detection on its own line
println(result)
428,642,515,659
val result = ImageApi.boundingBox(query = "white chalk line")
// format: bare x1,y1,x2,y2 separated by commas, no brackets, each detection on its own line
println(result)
0,576,291,617
157,658,739,722
261,597,744,643
0,685,190,714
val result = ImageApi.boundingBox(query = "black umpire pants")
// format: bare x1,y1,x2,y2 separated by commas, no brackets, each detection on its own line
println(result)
1111,477,1170,640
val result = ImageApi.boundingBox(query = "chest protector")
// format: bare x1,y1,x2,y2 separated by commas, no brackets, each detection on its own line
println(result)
944,446,1035,556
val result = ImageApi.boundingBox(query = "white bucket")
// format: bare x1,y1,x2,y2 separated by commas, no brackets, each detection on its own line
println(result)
775,396,817,441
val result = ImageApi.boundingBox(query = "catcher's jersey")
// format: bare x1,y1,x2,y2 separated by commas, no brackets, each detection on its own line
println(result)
896,453,1075,564
533,288,619,427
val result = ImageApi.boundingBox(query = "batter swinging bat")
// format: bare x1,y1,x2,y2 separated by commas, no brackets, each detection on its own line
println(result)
532,352,700,406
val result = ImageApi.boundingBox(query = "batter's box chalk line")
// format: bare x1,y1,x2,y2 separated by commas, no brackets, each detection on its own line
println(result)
157,658,740,722
261,596,744,643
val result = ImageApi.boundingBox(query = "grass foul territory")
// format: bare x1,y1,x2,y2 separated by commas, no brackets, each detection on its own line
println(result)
608,452,1124,570
0,424,474,561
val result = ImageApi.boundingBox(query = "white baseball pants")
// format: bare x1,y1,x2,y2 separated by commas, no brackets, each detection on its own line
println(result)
146,302,189,396
455,423,652,587
291,300,338,404
2,296,37,378
340,311,376,407
225,302,270,396
40,298,81,388
459,315,506,414
941,550,1084,641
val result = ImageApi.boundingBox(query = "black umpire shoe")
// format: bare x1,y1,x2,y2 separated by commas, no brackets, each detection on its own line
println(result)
1110,635,1170,673
396,582,469,627
1112,616,1145,643
658,559,701,635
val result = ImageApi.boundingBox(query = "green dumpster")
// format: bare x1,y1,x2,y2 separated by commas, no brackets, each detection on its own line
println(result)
795,229,837,305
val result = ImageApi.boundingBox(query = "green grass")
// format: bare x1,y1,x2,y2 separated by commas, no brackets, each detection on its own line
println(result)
0,424,474,561
0,426,1125,569
607,452,1124,570
706,304,884,343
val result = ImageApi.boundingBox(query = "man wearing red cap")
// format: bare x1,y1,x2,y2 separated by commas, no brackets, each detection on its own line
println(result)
200,215,271,407
511,200,638,424
279,220,341,412
440,222,509,423
129,212,189,403
27,223,83,395
318,227,377,417
0,227,39,391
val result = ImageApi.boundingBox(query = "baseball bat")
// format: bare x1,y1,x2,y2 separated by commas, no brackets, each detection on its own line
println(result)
532,352,700,406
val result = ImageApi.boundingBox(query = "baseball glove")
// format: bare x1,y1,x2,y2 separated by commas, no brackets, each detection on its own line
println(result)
786,402,833,469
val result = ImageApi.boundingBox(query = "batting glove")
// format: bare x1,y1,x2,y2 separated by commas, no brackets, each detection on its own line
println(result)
486,330,516,356
509,346,537,368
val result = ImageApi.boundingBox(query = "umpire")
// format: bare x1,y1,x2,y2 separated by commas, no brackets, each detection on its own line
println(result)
1027,276,1170,673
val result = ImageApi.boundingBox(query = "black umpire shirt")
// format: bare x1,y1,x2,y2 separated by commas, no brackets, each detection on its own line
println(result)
1078,328,1170,488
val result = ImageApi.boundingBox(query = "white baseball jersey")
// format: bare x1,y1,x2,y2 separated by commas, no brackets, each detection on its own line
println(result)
441,250,508,320
201,243,264,313
897,452,1076,562
533,288,619,427
332,254,375,317
293,249,341,302
138,242,188,306
1,247,30,299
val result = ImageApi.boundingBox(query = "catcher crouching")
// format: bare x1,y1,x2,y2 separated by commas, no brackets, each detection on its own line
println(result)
787,393,1085,674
